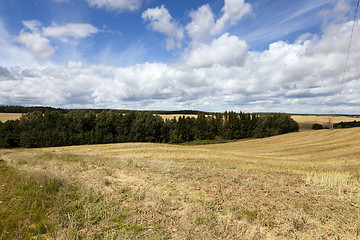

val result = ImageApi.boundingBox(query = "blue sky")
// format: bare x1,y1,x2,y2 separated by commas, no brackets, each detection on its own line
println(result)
0,0,360,113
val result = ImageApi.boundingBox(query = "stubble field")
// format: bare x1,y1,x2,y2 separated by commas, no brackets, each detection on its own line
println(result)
1,127,360,239
291,115,359,131
0,113,22,123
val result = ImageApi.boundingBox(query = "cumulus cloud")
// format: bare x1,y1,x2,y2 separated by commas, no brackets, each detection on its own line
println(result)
14,21,100,59
143,1,252,50
212,0,253,35
42,23,99,38
142,5,184,50
86,0,142,12
15,31,55,59
184,33,248,68
185,0,252,45
186,4,215,45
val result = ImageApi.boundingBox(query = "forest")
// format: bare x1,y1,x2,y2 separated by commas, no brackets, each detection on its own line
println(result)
334,120,360,128
0,105,208,115
0,110,299,148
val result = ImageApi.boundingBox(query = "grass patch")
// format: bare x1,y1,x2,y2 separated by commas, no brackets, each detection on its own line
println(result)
232,206,261,222
0,161,162,239
0,161,58,239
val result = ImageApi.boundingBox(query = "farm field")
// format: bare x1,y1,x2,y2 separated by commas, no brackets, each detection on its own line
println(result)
0,113,196,122
291,115,359,131
0,113,22,123
1,128,360,239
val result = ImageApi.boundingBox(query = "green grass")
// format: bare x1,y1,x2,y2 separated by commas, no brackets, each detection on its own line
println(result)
0,160,163,239
0,160,58,239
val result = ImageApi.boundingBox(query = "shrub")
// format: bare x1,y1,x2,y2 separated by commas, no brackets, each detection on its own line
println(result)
312,123,323,130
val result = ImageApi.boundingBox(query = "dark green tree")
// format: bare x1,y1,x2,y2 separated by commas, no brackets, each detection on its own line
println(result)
130,113,163,142
0,120,20,148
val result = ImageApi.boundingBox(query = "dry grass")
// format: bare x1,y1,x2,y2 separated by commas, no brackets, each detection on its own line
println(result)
1,128,360,239
291,115,359,131
0,113,23,122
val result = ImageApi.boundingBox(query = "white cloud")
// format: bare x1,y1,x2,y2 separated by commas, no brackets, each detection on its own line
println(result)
143,1,252,50
43,23,99,38
212,0,252,35
186,4,215,45
184,33,248,68
142,5,184,50
332,0,351,20
14,21,100,59
0,20,38,67
185,0,252,44
232,0,332,48
86,0,142,12
320,0,351,24
22,20,42,33
15,31,55,59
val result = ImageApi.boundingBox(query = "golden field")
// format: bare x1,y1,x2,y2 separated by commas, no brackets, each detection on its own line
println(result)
1,127,360,239
291,115,359,131
0,113,199,122
0,113,22,122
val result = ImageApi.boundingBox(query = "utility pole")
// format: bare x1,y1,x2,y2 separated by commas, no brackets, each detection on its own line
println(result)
329,111,333,130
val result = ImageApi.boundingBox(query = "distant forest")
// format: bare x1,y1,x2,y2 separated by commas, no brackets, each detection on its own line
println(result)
0,105,208,115
0,108,299,148
334,121,360,128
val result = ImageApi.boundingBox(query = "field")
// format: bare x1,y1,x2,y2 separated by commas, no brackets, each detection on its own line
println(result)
291,115,359,131
1,127,360,239
0,113,22,123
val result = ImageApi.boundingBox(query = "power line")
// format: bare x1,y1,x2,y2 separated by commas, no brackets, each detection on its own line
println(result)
339,0,360,95
330,0,359,127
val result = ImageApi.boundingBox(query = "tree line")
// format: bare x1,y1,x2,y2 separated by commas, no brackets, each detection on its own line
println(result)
0,105,63,113
0,110,299,148
312,120,360,130
0,105,208,115
333,121,360,128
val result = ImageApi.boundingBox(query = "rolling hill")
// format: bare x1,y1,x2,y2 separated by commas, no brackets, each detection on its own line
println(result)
1,128,359,239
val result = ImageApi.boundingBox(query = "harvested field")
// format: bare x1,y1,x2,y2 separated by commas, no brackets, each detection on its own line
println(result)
291,115,359,131
1,128,360,239
158,114,199,120
0,113,22,122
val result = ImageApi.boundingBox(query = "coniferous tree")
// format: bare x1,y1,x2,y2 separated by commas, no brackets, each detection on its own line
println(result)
0,120,20,148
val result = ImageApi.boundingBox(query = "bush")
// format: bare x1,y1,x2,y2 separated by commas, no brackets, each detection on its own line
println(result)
312,123,323,130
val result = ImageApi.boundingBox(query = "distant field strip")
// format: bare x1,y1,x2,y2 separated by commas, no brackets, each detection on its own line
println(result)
0,113,22,122
291,115,359,131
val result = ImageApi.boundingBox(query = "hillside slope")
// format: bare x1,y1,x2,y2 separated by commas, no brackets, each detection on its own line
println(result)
1,128,359,239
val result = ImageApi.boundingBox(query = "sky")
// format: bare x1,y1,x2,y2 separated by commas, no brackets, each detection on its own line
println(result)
0,0,359,114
